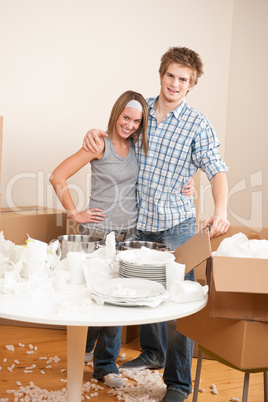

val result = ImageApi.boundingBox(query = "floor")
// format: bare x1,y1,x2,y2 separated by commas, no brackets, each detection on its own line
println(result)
0,325,265,401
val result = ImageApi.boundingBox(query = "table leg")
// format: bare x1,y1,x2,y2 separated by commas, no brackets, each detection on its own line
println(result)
67,326,88,402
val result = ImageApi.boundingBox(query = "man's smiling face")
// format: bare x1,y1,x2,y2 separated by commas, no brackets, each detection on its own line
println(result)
160,62,194,106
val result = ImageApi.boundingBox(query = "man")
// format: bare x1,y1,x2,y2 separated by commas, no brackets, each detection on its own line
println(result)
83,46,229,402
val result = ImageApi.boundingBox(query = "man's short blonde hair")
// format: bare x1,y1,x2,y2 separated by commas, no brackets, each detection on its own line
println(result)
159,46,204,86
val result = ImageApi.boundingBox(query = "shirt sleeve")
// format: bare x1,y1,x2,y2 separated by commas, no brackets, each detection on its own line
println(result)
191,121,228,181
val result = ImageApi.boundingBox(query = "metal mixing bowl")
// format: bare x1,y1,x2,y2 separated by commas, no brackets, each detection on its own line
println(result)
58,235,101,259
119,240,167,250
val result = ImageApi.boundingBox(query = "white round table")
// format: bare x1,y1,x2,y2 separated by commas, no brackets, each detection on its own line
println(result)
0,285,207,401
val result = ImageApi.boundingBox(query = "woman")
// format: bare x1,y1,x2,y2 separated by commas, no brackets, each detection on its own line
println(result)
50,90,149,388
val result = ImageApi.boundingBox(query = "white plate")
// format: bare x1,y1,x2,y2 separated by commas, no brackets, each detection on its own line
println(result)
117,248,174,266
92,278,165,299
119,271,165,279
120,265,165,273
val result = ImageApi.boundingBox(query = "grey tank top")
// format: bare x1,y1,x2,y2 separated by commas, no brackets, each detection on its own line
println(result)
80,137,139,232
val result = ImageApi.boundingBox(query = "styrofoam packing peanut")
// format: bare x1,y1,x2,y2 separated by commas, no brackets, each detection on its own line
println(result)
18,343,25,347
60,379,67,382
39,356,48,360
14,360,20,364
85,396,91,400
25,366,35,370
7,367,13,372
28,344,34,349
16,381,22,386
198,388,205,393
3,358,7,363
26,350,34,354
118,352,127,361
24,369,33,373
211,383,217,389
40,370,46,375
34,346,38,351
5,344,15,351
46,364,53,369
0,367,2,371
212,388,218,395
231,398,240,402
60,368,66,372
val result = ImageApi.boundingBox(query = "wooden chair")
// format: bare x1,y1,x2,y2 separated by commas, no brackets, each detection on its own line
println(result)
193,345,268,402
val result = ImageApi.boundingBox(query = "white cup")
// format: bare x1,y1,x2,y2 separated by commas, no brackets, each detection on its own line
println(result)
0,257,15,278
166,261,185,291
67,252,86,284
26,240,47,279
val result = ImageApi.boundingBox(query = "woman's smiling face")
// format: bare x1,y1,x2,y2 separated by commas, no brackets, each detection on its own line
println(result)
115,107,143,139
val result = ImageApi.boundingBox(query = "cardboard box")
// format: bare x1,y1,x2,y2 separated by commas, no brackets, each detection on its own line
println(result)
121,325,140,344
0,206,67,244
177,304,268,370
174,226,268,322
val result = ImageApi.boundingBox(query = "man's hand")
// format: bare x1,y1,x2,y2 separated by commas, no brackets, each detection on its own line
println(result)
83,129,108,152
70,208,105,224
202,214,230,238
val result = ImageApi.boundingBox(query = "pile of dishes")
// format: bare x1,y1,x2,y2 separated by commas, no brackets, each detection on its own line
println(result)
117,247,175,287
91,278,166,306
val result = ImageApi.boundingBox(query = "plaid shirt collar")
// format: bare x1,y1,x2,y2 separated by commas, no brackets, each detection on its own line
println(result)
147,96,187,121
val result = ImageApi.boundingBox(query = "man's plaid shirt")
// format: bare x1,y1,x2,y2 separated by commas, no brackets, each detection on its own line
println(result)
135,97,228,232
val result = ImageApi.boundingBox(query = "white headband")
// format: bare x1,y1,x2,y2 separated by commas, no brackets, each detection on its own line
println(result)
125,100,143,112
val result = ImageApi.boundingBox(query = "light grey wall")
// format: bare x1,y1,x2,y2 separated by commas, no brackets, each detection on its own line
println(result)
0,0,233,218
225,0,268,228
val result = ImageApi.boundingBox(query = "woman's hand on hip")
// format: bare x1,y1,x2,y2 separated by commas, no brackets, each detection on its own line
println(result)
71,209,105,223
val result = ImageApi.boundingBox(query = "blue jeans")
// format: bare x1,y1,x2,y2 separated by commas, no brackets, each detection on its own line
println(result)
137,218,196,398
86,326,122,379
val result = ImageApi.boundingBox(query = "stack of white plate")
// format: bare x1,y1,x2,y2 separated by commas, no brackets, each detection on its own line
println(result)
117,248,175,287
91,278,165,306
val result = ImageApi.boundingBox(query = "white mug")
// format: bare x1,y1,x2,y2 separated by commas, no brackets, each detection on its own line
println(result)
0,257,15,278
67,252,86,284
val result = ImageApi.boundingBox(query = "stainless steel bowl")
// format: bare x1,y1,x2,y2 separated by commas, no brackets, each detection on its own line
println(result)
119,240,167,250
58,235,101,259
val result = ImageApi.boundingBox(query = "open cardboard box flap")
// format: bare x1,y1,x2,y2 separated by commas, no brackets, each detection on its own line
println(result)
174,230,211,274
